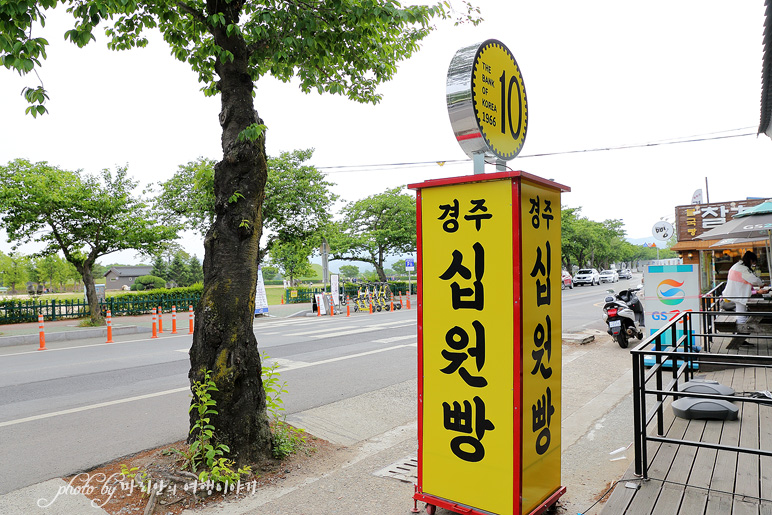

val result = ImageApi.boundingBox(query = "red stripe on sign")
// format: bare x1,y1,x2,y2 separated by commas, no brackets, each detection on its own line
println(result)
456,132,482,141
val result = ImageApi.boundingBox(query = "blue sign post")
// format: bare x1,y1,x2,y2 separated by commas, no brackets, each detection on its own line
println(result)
405,258,415,296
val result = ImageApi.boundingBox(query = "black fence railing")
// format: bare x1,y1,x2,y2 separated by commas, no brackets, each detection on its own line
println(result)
284,282,417,304
631,309,772,479
0,294,201,324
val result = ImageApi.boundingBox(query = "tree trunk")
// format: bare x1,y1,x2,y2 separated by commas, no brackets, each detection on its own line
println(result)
81,262,103,325
188,4,272,466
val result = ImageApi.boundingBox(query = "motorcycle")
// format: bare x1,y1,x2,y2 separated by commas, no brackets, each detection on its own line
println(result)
602,286,645,348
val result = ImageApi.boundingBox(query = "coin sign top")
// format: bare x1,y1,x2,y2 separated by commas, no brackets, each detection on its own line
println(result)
472,40,527,160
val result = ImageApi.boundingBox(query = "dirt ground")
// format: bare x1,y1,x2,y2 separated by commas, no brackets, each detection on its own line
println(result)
64,432,340,515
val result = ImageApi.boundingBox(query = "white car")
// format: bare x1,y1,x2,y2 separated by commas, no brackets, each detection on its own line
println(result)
599,270,619,283
573,268,600,286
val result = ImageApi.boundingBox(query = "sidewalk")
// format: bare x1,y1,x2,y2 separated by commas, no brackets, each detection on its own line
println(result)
185,380,421,515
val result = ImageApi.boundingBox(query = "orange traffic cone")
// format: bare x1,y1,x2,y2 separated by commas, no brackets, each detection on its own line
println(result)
37,313,46,351
106,310,113,343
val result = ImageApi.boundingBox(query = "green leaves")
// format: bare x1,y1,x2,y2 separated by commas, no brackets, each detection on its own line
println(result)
236,123,266,143
329,187,416,281
21,86,48,117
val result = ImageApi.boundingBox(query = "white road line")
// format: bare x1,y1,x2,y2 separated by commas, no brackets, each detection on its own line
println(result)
288,320,413,337
269,342,417,371
373,335,417,344
0,334,191,357
0,387,190,428
1,342,416,428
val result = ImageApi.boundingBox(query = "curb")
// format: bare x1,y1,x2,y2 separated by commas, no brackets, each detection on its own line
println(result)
562,333,596,344
0,325,151,348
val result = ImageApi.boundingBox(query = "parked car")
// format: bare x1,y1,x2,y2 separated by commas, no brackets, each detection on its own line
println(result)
561,270,573,290
599,269,619,283
618,269,633,280
573,268,600,286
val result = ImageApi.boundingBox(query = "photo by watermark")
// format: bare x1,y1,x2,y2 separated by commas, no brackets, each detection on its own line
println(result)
37,472,261,510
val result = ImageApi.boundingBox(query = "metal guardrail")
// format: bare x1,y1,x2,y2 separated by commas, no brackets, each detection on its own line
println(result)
631,308,772,479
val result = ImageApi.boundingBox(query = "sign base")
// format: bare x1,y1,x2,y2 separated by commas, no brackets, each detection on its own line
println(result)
413,486,566,515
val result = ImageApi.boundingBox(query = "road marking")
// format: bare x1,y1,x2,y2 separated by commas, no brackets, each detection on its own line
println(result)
373,335,416,344
288,321,413,337
0,387,190,428
266,342,417,372
1,342,416,427
0,334,191,357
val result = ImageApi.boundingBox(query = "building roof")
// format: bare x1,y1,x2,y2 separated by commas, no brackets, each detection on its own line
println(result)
760,0,772,137
106,266,153,277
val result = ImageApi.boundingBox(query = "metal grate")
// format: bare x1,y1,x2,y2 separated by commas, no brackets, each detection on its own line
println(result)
372,456,418,483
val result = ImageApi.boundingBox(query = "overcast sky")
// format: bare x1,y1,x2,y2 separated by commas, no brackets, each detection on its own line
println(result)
1,1,770,265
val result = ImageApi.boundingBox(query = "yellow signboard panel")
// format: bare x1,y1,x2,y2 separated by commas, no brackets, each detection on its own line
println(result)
421,178,516,514
413,171,567,515
520,180,562,513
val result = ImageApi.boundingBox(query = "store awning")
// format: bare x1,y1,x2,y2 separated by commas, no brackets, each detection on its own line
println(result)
671,239,769,252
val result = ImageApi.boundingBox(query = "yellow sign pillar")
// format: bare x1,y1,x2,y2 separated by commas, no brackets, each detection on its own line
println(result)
411,171,568,515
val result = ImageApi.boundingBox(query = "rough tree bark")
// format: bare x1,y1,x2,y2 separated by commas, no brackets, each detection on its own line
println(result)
79,262,100,324
187,1,272,465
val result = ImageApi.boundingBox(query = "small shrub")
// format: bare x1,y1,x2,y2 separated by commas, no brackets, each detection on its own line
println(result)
134,275,166,290
271,419,306,459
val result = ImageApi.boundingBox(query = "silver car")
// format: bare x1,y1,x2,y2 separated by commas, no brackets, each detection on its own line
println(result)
599,270,619,283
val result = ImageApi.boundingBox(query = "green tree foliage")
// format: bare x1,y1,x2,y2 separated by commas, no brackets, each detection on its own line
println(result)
169,253,188,286
269,241,314,286
154,157,216,236
151,254,169,281
0,251,28,292
37,254,68,292
329,187,416,282
262,149,339,258
561,205,678,270
338,265,360,280
187,254,204,285
0,159,177,323
260,265,278,281
24,258,40,286
391,259,407,276
2,0,479,466
155,150,339,261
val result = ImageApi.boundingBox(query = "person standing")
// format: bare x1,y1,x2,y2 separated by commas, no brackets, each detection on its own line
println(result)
723,251,767,322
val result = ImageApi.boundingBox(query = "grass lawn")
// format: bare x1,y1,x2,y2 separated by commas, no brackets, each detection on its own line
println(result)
264,285,286,305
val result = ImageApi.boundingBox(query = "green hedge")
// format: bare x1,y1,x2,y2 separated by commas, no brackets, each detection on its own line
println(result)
113,283,203,302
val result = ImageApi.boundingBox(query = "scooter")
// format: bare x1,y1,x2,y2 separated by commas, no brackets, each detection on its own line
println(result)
602,287,645,348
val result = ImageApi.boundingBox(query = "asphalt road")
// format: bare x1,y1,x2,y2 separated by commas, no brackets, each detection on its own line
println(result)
0,281,644,495
0,310,419,495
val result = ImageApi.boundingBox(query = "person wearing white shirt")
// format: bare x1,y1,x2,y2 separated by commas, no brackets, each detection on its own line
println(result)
723,251,767,323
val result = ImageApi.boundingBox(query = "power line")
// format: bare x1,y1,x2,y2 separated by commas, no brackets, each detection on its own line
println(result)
315,128,757,175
